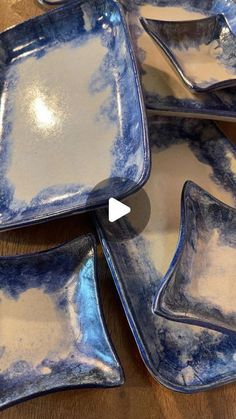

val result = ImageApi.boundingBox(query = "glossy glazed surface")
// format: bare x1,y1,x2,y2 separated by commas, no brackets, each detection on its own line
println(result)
154,181,236,334
95,116,236,392
141,14,236,92
0,0,149,230
125,0,236,120
2,2,236,417
0,235,123,409
38,0,68,5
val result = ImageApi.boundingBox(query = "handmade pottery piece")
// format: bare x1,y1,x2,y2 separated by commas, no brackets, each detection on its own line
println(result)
95,116,236,392
124,0,236,120
0,0,149,231
141,15,236,92
154,180,236,335
38,0,67,5
0,235,123,409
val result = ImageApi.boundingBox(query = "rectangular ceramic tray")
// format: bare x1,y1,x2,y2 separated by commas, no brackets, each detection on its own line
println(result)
95,116,236,393
125,0,236,121
0,0,149,231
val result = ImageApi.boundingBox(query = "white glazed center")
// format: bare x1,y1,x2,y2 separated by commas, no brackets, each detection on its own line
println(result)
5,35,116,203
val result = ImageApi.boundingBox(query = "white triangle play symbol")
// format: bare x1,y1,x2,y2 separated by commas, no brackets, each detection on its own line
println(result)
108,198,131,222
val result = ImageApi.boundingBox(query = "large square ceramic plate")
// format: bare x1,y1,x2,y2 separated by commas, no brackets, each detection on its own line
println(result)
0,0,149,231
0,235,123,409
125,0,236,121
95,116,236,393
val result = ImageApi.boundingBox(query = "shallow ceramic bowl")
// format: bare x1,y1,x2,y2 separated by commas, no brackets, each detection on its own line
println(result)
154,181,236,335
0,235,123,409
125,0,236,120
0,0,149,231
140,14,236,92
95,116,236,393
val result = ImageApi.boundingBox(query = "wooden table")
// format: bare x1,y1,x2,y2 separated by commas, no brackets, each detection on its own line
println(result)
1,2,236,418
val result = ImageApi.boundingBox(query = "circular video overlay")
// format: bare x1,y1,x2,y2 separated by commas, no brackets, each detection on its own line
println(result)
87,177,151,242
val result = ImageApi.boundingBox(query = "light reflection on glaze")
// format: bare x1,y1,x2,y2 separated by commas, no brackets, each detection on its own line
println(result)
31,95,58,131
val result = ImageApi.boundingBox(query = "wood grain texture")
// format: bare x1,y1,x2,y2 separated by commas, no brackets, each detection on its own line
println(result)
0,2,236,418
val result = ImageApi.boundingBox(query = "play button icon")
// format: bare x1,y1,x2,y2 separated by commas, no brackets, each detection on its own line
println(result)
87,177,151,241
108,198,131,222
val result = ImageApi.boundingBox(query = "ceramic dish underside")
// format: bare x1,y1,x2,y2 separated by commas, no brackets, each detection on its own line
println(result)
95,116,236,392
0,0,149,231
0,235,123,409
154,181,236,335
125,0,236,120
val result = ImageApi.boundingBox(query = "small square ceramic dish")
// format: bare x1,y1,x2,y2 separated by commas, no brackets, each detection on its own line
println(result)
154,181,236,335
141,14,236,93
125,0,236,120
0,0,149,231
95,116,236,393
0,235,123,410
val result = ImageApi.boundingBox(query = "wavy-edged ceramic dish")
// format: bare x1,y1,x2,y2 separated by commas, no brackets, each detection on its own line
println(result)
124,0,236,120
0,235,123,409
95,116,236,393
154,181,236,335
0,0,149,231
140,14,236,93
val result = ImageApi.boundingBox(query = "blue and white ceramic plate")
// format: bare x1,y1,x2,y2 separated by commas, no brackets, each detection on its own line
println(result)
95,116,236,393
124,0,236,120
154,181,236,335
0,235,123,409
0,0,149,231
141,14,236,93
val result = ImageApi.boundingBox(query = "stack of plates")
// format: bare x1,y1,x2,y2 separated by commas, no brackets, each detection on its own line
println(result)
0,0,235,408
